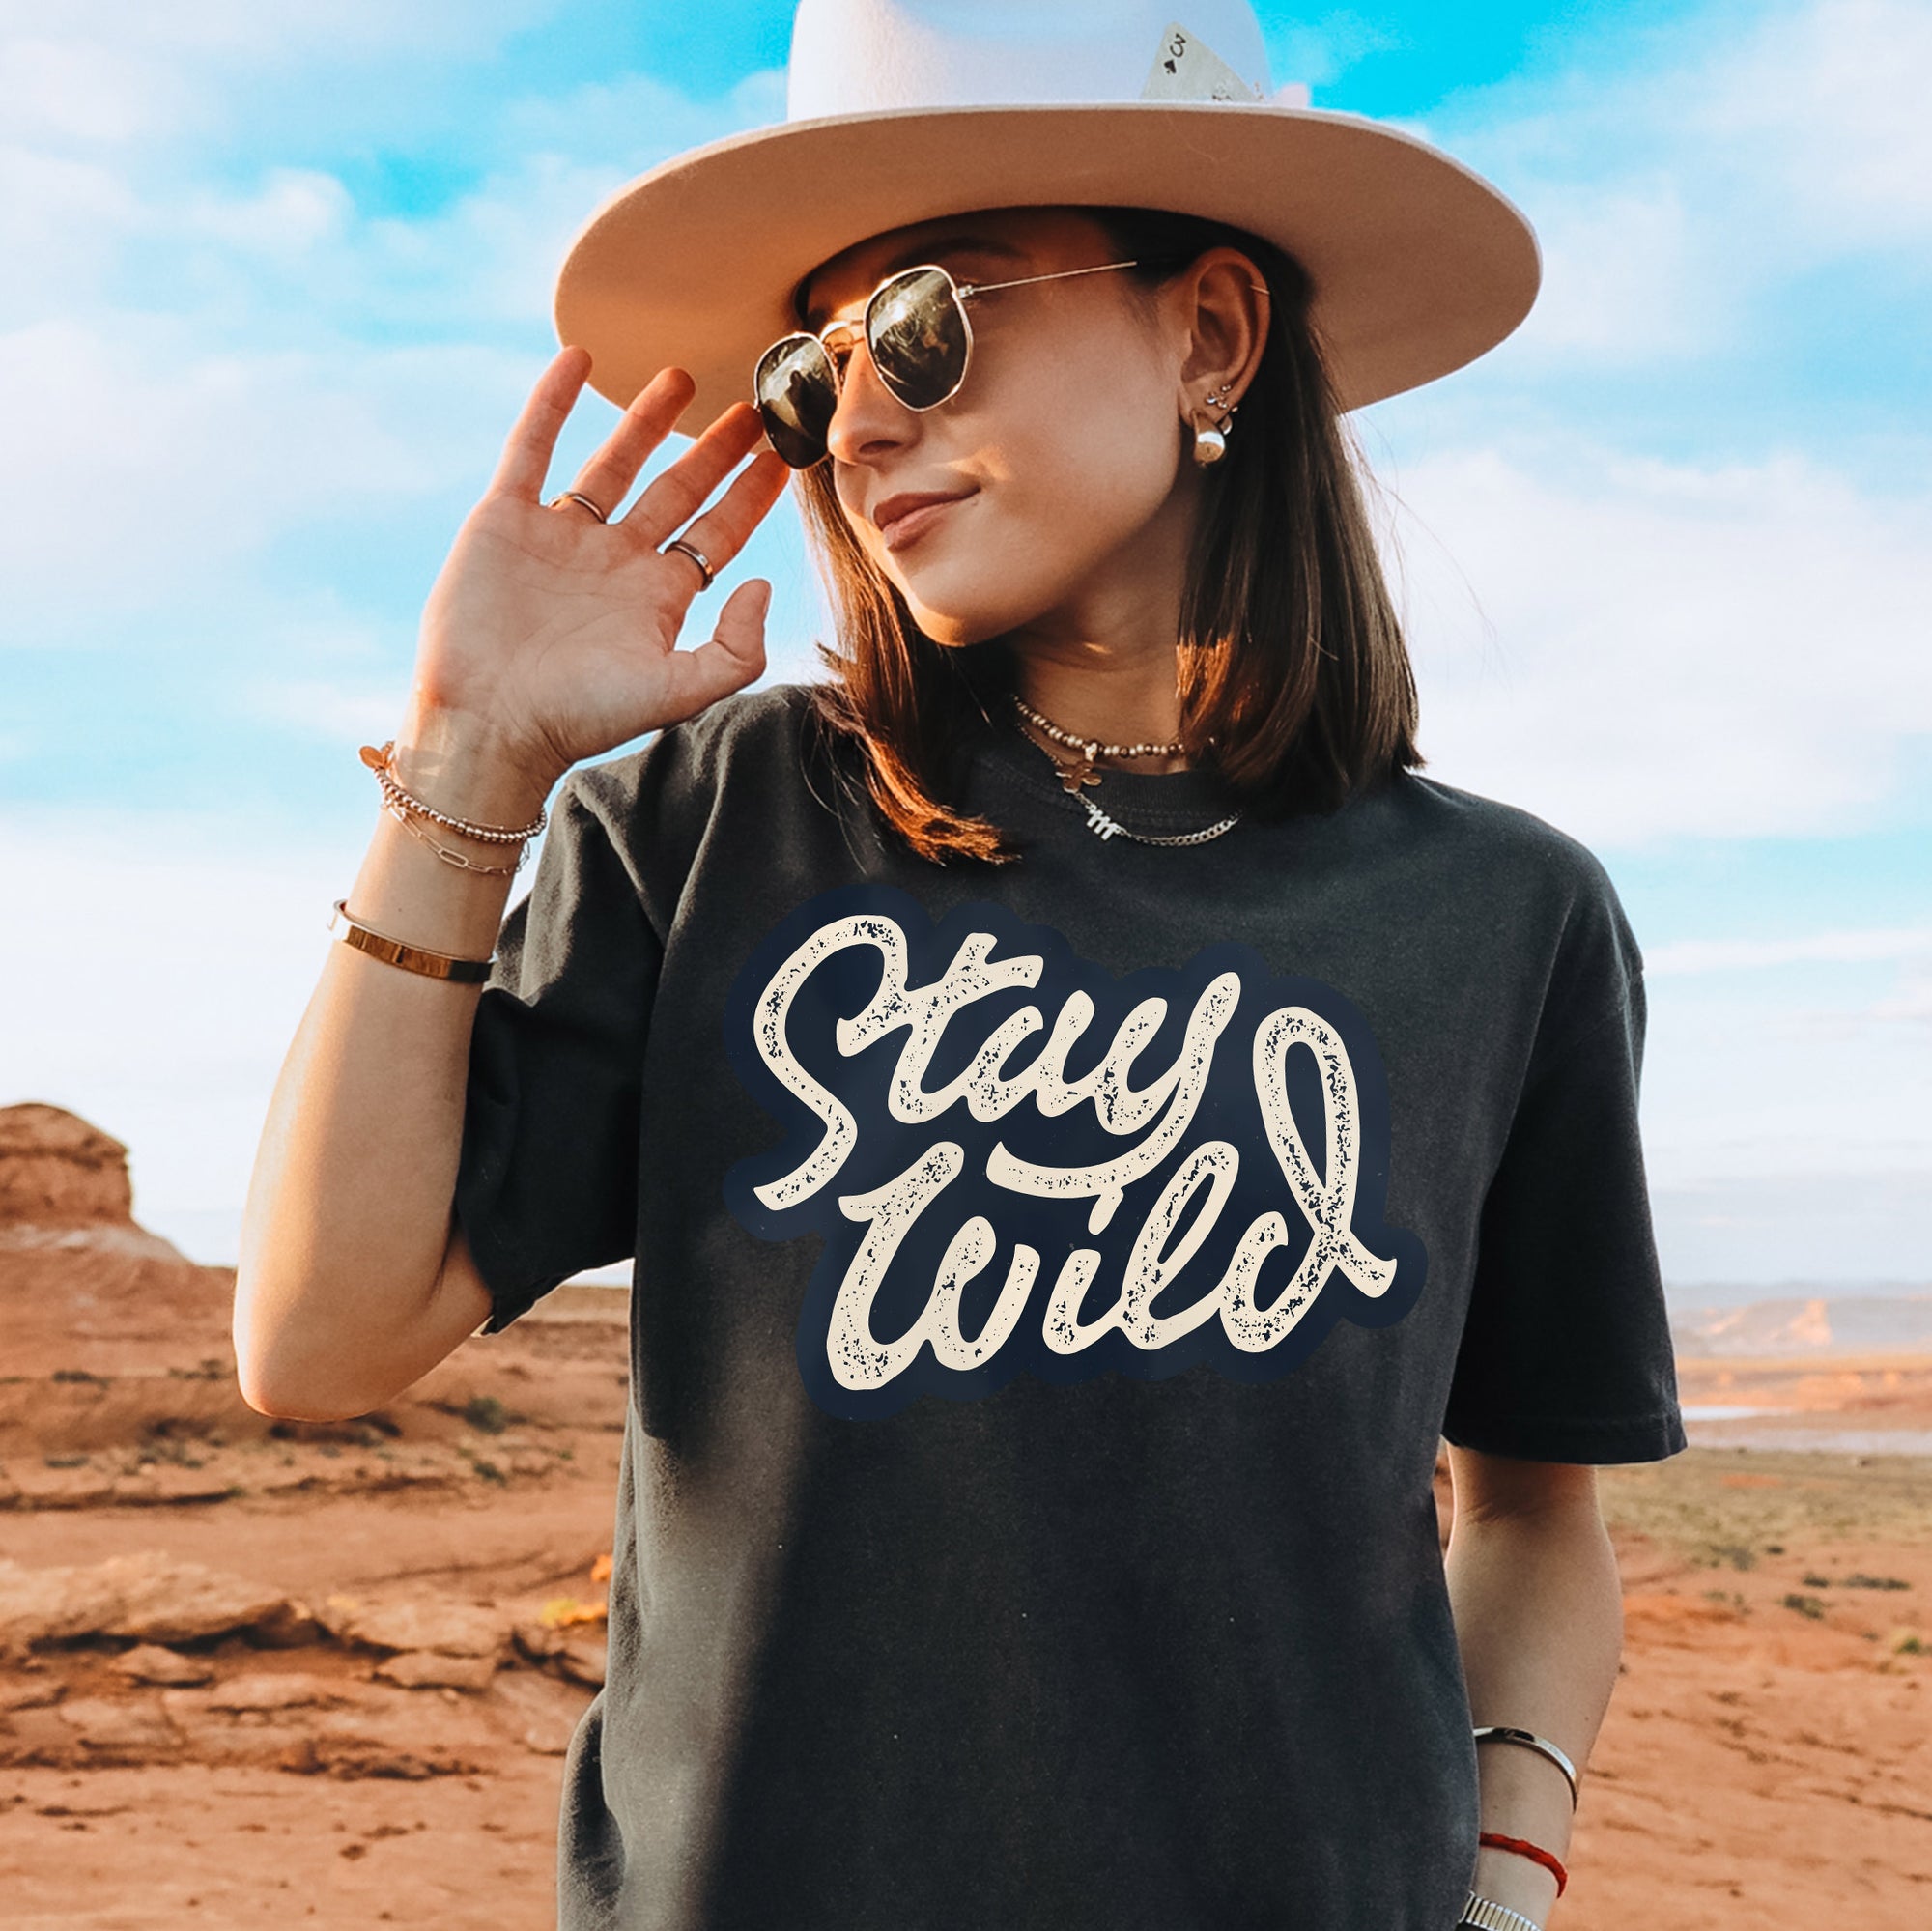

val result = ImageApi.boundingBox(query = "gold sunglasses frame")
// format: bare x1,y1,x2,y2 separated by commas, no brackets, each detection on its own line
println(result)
753,258,1151,464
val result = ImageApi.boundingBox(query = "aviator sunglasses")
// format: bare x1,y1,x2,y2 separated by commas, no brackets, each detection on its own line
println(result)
753,258,1162,469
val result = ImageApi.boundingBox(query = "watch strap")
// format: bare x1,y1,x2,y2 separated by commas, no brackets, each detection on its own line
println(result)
1459,1892,1545,1931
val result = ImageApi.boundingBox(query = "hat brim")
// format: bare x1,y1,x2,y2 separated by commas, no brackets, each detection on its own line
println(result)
554,101,1540,426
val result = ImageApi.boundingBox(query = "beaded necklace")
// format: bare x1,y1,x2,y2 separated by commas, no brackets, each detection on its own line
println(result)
1008,694,1241,847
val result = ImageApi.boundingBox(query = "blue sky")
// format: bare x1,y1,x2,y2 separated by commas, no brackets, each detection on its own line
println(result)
2,0,1927,1296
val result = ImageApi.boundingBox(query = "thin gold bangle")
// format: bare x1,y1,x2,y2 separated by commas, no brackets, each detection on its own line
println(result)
328,899,495,984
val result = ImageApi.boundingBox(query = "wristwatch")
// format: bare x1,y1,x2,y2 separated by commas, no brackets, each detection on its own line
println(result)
1459,1892,1544,1931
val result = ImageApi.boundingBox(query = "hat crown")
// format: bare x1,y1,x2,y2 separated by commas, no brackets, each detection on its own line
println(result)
785,0,1273,119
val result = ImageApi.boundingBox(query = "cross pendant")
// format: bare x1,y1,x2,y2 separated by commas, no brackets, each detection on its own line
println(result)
1059,759,1101,794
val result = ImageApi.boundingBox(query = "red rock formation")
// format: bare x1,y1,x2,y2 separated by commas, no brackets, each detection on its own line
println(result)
0,1102,223,1376
0,1102,137,1228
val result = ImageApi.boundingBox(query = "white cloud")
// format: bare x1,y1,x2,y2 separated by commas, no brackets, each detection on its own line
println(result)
1639,933,1931,1188
0,34,192,143
1628,922,1932,1239
0,1,556,76
0,805,371,1262
1642,1024,1926,1182
0,35,775,618
365,154,639,330
1387,440,1932,845
1264,11,1406,95
0,8,547,166
504,65,787,170
1648,926,1932,974
1696,0,1932,241
2,144,636,342
1868,963,1932,1023
0,145,141,314
0,320,525,620
1431,0,1932,383
1651,1168,1928,1286
182,166,355,256
238,673,418,743
1506,179,1719,364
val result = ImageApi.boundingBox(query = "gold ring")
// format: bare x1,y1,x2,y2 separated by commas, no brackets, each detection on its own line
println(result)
664,537,716,590
549,489,609,522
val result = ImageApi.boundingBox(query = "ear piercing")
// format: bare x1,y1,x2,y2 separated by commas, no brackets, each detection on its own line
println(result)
1192,383,1240,467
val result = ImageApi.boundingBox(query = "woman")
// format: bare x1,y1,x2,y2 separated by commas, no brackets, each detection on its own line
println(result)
235,6,1686,1928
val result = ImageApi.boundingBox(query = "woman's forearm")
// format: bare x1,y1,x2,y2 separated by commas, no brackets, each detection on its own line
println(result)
234,352,783,1424
233,704,557,1418
1444,1496,1626,1923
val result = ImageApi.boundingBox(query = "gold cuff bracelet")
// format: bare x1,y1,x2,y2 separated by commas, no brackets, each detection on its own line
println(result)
328,899,495,984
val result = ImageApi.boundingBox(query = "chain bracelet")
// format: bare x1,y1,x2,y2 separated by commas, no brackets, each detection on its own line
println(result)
383,800,527,875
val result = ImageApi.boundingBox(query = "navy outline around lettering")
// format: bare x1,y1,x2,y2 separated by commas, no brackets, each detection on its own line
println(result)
723,883,1427,1421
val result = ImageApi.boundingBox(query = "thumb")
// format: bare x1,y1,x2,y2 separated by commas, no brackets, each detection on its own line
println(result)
655,579,772,725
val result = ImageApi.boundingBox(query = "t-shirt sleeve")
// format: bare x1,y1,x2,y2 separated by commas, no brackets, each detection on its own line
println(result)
1441,860,1688,1465
452,765,663,1334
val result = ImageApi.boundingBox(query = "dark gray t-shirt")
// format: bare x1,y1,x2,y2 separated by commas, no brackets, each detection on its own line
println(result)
455,682,1685,1931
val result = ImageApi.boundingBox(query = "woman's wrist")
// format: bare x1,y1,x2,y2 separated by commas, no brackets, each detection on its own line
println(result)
389,699,566,828
346,789,525,969
334,702,561,965
1470,1842,1560,1921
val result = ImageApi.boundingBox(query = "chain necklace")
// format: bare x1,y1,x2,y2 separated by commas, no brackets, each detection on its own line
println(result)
1009,695,1241,848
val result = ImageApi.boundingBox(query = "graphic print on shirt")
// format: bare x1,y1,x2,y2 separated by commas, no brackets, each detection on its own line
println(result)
723,884,1428,1421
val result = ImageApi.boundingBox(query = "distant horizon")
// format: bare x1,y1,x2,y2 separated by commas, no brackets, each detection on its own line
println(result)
9,1092,1923,1305
118,1201,1931,1311
1662,1277,1932,1309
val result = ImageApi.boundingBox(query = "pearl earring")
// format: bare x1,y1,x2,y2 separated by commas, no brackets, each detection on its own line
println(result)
1191,383,1239,467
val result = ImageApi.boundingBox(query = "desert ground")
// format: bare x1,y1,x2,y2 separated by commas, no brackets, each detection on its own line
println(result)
3,1103,1927,1927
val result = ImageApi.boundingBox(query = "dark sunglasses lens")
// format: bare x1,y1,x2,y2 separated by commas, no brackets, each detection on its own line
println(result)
754,335,838,468
867,267,969,410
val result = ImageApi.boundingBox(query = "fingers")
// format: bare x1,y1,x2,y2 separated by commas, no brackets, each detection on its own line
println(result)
564,367,700,521
490,346,593,501
653,580,773,725
625,402,773,545
651,447,793,593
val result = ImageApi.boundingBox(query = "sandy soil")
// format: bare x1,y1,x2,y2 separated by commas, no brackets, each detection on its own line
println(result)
4,1247,1928,1928
0,1237,624,1929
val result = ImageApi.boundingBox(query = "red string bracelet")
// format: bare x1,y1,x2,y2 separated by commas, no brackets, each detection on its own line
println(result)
1479,1831,1568,1896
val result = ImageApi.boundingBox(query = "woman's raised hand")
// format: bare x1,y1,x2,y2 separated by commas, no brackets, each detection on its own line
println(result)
412,346,794,791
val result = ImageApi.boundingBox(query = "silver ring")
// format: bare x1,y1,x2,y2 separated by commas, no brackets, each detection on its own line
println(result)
663,538,716,591
549,489,609,522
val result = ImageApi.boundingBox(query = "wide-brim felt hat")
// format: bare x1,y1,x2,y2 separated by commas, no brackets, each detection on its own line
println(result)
554,0,1541,426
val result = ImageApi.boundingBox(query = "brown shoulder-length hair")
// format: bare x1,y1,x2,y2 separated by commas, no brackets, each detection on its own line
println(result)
796,204,1425,865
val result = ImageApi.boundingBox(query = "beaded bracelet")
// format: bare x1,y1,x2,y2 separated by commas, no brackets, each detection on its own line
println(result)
359,741,549,845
